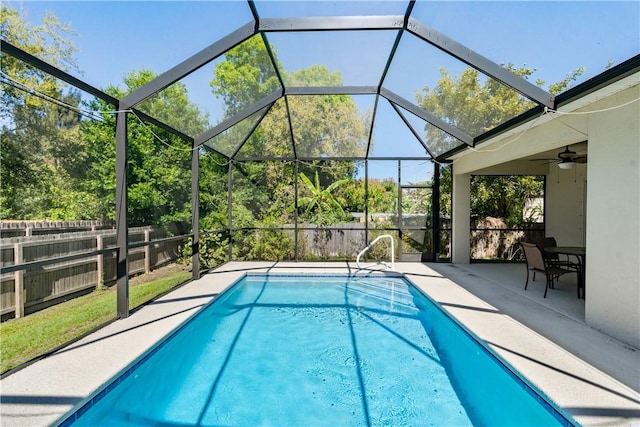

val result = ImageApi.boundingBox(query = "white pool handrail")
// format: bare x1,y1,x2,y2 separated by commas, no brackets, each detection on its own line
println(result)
356,234,395,270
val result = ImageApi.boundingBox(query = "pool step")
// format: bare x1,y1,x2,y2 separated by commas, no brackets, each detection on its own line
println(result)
347,280,417,312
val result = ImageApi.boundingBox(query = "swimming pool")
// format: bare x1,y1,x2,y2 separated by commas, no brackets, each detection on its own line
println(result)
57,274,576,426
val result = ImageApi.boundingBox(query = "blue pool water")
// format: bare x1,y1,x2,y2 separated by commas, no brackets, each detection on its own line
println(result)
58,274,575,426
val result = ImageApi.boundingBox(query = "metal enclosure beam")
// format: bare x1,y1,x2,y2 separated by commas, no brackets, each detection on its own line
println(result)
406,17,554,108
227,162,233,262
365,95,380,158
294,161,299,260
129,111,193,142
120,21,256,108
378,1,414,90
191,139,200,281
432,164,441,261
285,86,378,96
194,89,282,146
380,87,473,146
229,102,274,159
435,145,467,164
364,161,369,247
284,96,298,159
389,100,434,158
259,15,404,32
397,160,403,255
474,105,545,146
1,40,118,106
0,42,197,142
115,110,129,318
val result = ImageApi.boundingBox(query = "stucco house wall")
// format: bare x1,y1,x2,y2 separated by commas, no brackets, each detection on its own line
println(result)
583,84,639,348
545,165,587,247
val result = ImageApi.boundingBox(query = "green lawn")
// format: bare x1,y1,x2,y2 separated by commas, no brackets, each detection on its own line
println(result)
0,270,192,374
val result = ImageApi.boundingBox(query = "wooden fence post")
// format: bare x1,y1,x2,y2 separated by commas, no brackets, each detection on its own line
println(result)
144,229,151,274
96,235,104,288
13,242,24,318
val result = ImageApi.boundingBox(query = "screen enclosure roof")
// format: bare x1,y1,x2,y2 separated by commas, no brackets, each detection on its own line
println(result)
8,0,640,162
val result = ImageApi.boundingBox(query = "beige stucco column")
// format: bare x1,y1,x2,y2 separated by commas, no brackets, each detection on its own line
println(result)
452,171,471,264
584,84,640,348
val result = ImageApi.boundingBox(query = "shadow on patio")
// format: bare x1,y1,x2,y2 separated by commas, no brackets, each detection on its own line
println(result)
425,262,638,393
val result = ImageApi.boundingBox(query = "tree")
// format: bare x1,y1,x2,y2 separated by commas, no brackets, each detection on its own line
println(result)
1,4,82,219
336,178,398,217
209,35,281,117
210,39,369,164
292,171,351,225
416,64,584,154
208,33,370,233
283,65,370,161
471,175,544,226
417,65,583,226
78,70,209,232
415,65,585,260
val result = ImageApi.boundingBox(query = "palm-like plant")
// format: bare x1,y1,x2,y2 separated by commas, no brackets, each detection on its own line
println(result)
290,171,350,224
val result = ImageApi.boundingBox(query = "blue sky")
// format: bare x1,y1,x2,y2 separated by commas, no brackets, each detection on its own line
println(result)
14,1,639,108
8,0,640,178
16,0,640,85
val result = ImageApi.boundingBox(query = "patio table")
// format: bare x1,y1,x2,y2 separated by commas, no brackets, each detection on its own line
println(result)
546,246,586,299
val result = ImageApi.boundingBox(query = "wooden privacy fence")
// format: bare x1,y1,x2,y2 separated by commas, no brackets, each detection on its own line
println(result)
298,223,367,258
0,220,114,238
263,223,424,259
0,227,179,319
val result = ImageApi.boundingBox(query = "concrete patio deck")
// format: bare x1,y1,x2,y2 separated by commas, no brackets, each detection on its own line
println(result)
1,262,638,426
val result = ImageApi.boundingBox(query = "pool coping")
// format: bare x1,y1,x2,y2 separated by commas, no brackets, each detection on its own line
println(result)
1,262,639,426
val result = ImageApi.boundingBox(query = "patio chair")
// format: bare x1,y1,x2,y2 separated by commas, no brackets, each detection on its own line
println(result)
521,242,577,298
533,236,580,270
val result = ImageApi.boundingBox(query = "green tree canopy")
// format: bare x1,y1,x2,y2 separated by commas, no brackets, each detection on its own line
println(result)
209,38,370,162
209,35,281,117
418,65,583,227
291,171,351,224
1,4,82,219
207,34,371,232
417,64,584,153
77,70,209,232
471,175,544,226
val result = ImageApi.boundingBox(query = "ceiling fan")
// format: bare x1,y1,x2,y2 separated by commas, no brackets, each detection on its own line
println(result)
530,145,588,169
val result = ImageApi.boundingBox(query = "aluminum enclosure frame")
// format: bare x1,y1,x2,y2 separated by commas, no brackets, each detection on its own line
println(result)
2,0,562,318
121,3,553,155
